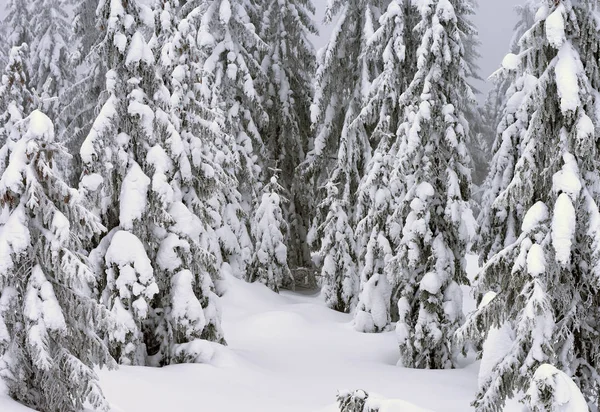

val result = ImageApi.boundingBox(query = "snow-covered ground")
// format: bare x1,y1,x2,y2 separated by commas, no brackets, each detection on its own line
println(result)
1,256,522,412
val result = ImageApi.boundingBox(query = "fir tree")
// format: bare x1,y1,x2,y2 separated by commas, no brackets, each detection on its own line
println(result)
353,0,417,332
195,0,267,210
467,107,493,190
81,0,224,367
0,110,113,412
258,0,317,269
28,0,72,119
353,149,394,332
455,0,488,188
151,0,227,353
3,0,31,48
70,0,105,64
337,390,370,412
460,1,600,410
0,45,34,147
0,24,9,69
160,0,253,282
386,0,476,369
304,0,379,313
480,0,537,146
247,174,293,292
317,182,358,312
477,0,537,207
175,0,270,279
476,63,537,264
60,0,110,177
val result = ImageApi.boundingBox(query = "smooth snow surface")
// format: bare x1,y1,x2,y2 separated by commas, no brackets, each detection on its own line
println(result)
1,256,521,412
98,277,479,412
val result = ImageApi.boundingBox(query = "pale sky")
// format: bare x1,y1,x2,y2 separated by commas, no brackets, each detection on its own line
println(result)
471,0,523,94
0,0,524,96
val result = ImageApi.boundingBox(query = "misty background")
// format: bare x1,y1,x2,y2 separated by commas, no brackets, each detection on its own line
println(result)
0,0,523,97
310,1,523,97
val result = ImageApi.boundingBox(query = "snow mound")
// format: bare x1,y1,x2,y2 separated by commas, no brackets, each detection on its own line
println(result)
479,323,514,388
552,194,576,266
119,163,151,230
545,5,566,49
526,364,588,412
522,202,549,233
555,43,581,114
24,110,54,142
502,53,519,71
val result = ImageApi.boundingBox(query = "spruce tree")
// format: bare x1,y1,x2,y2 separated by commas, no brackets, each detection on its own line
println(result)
0,45,34,146
305,0,378,313
478,0,537,208
460,1,600,409
456,0,489,188
0,25,8,69
81,0,224,367
173,0,270,279
152,0,228,352
0,110,113,412
28,0,71,119
477,65,537,264
160,0,254,281
353,0,417,332
3,0,31,48
70,0,105,62
337,390,370,412
480,0,537,148
257,0,317,269
60,0,110,176
247,174,293,292
317,182,358,312
195,0,267,211
386,0,476,369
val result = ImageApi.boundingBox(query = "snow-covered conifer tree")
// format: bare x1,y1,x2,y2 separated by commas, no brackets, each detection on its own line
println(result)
476,0,537,259
2,0,31,48
0,110,113,412
170,0,269,279
337,390,370,412
60,0,110,168
258,0,317,269
479,0,537,147
316,182,358,312
0,25,8,69
454,0,488,188
81,0,224,366
304,0,376,203
353,149,394,332
386,0,476,369
476,65,537,264
28,0,71,119
195,0,267,208
0,45,34,147
71,0,104,63
156,0,252,282
247,174,293,292
478,5,537,202
353,0,417,332
304,0,380,312
460,1,600,409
